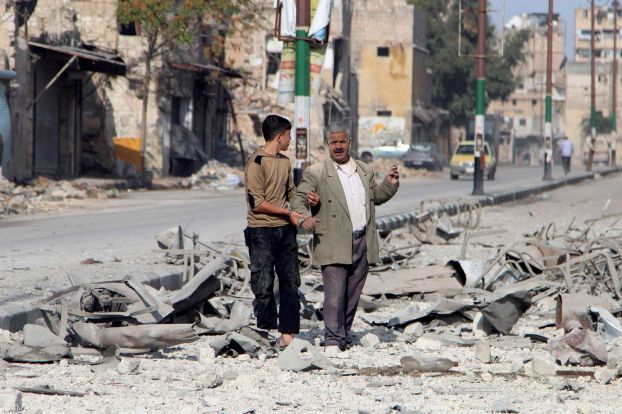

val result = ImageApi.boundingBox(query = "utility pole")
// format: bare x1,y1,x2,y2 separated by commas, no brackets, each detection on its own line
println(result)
293,0,311,184
612,0,619,166
472,0,486,195
543,0,554,181
587,0,596,172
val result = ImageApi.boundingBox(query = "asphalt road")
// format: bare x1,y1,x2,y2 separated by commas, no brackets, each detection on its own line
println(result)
0,165,583,268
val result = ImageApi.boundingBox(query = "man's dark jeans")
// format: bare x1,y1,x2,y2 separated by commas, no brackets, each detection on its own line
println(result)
246,225,300,334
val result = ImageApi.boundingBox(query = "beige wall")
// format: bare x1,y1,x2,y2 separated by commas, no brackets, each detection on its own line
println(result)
489,15,566,142
565,62,622,165
575,7,622,62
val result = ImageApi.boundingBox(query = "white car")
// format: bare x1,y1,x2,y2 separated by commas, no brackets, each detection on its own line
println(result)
358,139,410,162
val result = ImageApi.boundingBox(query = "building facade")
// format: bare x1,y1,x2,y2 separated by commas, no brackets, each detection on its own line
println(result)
575,6,622,62
488,13,566,166
0,0,232,181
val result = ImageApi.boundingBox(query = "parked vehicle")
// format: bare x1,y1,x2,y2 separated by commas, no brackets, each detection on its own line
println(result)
466,114,501,178
449,141,496,180
402,143,445,171
358,139,410,163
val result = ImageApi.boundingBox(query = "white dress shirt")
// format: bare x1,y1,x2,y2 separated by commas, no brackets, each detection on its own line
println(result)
334,158,367,232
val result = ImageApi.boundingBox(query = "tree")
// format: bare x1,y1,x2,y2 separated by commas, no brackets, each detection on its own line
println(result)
581,111,612,137
117,0,256,173
409,0,529,126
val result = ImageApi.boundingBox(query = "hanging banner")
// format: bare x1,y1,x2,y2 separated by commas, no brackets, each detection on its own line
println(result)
277,41,296,105
276,0,332,102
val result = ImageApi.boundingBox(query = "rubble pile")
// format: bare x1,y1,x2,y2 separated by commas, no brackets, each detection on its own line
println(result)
3,191,622,411
0,177,120,216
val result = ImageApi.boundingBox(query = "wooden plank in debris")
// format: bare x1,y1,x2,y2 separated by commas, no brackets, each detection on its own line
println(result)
363,265,460,296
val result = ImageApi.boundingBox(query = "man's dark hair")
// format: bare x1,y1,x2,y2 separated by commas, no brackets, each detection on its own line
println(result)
262,114,292,141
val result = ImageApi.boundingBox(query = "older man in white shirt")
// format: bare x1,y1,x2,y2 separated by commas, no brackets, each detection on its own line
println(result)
292,121,400,350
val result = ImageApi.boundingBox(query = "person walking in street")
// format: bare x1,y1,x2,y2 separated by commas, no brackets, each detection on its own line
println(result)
291,121,400,351
244,114,307,350
559,136,574,175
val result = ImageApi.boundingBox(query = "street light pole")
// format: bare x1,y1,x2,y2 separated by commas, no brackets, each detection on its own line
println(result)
612,0,618,166
472,0,486,195
587,0,597,172
293,0,311,185
543,0,554,181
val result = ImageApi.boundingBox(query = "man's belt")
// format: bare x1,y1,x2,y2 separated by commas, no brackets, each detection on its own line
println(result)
352,228,366,240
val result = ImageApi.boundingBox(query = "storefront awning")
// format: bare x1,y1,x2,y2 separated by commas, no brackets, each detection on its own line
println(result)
28,41,127,76
170,62,243,79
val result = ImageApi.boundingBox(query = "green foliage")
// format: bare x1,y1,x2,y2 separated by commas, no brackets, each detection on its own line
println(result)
581,111,613,136
408,0,530,126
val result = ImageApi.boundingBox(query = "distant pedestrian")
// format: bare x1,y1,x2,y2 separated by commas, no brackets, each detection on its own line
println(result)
291,121,399,351
243,114,307,350
559,136,574,175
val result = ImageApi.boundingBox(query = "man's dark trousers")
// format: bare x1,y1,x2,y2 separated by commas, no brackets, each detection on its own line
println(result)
247,225,300,334
321,232,368,348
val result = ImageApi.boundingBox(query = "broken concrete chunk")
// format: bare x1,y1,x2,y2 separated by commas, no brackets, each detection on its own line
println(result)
117,359,140,375
3,344,71,363
528,357,557,377
278,339,336,372
72,323,199,350
210,332,264,358
556,294,614,333
492,399,519,413
481,291,531,335
548,328,608,366
360,333,380,348
400,356,455,372
194,301,252,335
23,324,67,348
594,368,614,385
403,322,424,338
198,372,224,389
0,390,23,413
474,341,491,363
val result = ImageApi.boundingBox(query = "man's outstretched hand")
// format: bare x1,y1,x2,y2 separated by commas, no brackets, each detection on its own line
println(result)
386,165,400,184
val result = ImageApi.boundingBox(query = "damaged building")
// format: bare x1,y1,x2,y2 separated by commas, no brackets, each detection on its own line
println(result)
0,0,238,181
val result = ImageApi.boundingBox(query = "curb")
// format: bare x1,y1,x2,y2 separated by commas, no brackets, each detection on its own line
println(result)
376,166,622,232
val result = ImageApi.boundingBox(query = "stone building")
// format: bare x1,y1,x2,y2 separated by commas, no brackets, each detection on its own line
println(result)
0,0,235,181
575,6,622,62
330,0,448,157
488,13,566,166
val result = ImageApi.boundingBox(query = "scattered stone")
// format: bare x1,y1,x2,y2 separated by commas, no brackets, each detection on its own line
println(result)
198,373,224,389
480,372,493,382
0,390,23,412
403,322,423,337
492,399,519,413
324,346,341,356
474,341,491,364
117,359,140,375
594,369,614,385
360,333,380,348
413,336,443,351
529,357,556,377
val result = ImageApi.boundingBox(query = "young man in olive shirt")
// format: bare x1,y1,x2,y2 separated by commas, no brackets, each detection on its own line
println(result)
244,115,307,349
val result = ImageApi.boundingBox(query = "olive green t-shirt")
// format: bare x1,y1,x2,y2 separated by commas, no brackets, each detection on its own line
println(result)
244,148,295,228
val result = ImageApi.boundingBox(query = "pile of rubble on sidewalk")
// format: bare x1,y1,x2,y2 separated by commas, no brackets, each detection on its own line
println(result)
152,160,245,192
0,177,120,216
2,197,622,384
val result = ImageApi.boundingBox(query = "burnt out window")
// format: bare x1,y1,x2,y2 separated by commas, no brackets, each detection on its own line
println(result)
119,21,138,36
377,47,390,57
